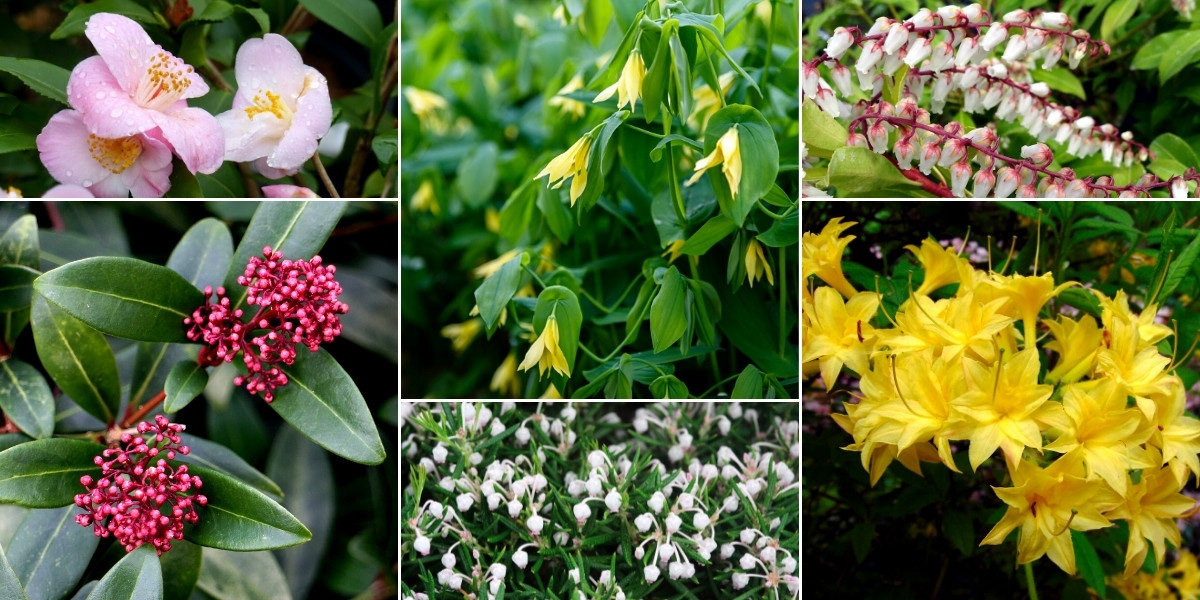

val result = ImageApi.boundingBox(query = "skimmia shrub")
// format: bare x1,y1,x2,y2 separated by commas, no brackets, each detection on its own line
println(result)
802,2,1200,198
402,0,799,398
0,202,394,599
802,204,1200,597
401,402,799,600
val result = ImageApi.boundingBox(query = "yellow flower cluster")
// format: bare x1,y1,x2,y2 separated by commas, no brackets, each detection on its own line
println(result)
1107,547,1200,599
802,218,1200,578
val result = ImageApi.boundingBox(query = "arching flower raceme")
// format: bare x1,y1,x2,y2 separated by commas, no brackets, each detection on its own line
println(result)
593,48,645,111
75,416,207,554
518,314,570,378
66,13,222,175
687,126,742,197
37,109,173,197
218,34,333,179
536,134,592,206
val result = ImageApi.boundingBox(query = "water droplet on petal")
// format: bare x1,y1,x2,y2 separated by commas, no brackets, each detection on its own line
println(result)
65,170,73,177
105,25,115,34
110,108,123,118
83,179,93,187
95,91,106,100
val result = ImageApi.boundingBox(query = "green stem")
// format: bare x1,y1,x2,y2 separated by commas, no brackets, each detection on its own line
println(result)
578,342,605,363
1024,562,1038,600
664,113,688,224
756,203,787,220
759,0,776,95
779,247,786,356
523,266,548,289
626,125,666,139
577,276,642,314
698,373,741,398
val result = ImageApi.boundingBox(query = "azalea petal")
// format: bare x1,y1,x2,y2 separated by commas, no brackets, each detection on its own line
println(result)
151,106,224,174
67,57,157,139
234,34,310,103
85,13,156,92
35,109,113,188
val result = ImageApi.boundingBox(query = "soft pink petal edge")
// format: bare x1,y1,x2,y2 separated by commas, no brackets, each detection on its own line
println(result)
84,13,156,93
151,106,225,174
68,57,158,139
35,109,114,188
233,34,308,102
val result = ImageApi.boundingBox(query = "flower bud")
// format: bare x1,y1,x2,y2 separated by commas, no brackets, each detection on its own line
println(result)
694,512,711,529
894,136,917,170
1002,34,1027,61
1041,12,1070,28
1017,183,1039,198
919,141,941,175
513,549,529,569
415,535,431,555
830,63,854,97
904,37,932,67
954,37,979,68
574,501,592,522
950,160,973,196
929,41,955,72
635,513,654,532
1172,177,1189,199
665,513,683,533
645,565,660,583
443,552,457,569
605,489,622,513
980,24,1008,52
883,22,909,55
1003,9,1029,23
813,85,841,118
733,573,750,589
457,493,474,512
649,491,666,513
428,501,444,520
857,40,885,74
515,426,530,444
739,553,757,569
825,27,854,60
528,514,545,534
994,167,1020,198
972,168,996,198
1042,43,1064,69
433,445,448,464
867,120,890,154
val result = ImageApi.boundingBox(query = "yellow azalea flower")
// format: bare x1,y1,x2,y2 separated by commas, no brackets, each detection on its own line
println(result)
403,86,451,133
1168,550,1200,600
688,72,736,132
744,238,774,287
951,349,1057,471
1042,380,1154,496
536,134,592,206
985,272,1077,348
873,293,1013,365
469,303,506,327
1108,570,1175,600
474,249,522,279
661,239,685,264
832,401,943,485
593,49,645,111
858,349,963,473
1043,315,1102,384
490,353,521,398
686,126,742,198
410,180,440,216
802,287,879,389
1107,456,1196,577
485,207,500,233
906,238,971,296
518,314,570,378
802,217,858,298
549,74,587,120
980,453,1122,575
1096,288,1172,352
1144,382,1200,486
441,319,482,354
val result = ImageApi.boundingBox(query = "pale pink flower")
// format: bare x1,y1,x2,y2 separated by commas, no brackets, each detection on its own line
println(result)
262,184,318,198
37,109,172,198
218,34,332,179
42,185,95,198
67,14,222,175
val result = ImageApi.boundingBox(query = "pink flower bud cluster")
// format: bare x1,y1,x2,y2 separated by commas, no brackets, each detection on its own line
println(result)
74,416,207,555
848,102,1199,198
185,246,348,402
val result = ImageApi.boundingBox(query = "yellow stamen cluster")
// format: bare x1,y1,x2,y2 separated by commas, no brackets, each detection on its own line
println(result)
143,51,192,100
88,134,142,174
244,90,291,121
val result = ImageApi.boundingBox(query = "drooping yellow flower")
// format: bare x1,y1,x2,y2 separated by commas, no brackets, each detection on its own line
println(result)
403,86,451,133
985,271,1077,348
1144,381,1200,486
1108,570,1176,600
832,390,941,486
490,353,521,398
1041,379,1153,496
474,248,522,279
1043,315,1102,384
539,383,563,399
686,126,742,198
469,303,506,327
980,453,1122,575
410,180,440,216
661,239,685,264
951,349,1057,471
518,314,570,378
536,134,592,206
538,241,556,275
484,206,500,233
802,287,879,389
1107,455,1196,577
688,72,736,132
906,238,971,296
593,49,645,111
744,238,774,287
549,74,587,119
441,319,482,354
802,217,858,298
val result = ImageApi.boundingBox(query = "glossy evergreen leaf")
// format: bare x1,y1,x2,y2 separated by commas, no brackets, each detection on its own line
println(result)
31,295,121,424
127,342,191,408
185,465,311,552
164,361,208,414
0,265,37,311
649,266,688,353
297,0,383,46
0,438,104,507
8,506,99,600
50,0,157,40
703,105,778,226
272,348,385,465
34,257,202,343
0,58,70,105
196,547,292,600
267,426,334,600
85,545,162,600
223,201,346,311
159,540,201,600
1159,30,1200,84
0,541,27,600
0,359,54,439
168,218,235,292
177,435,283,502
0,215,38,347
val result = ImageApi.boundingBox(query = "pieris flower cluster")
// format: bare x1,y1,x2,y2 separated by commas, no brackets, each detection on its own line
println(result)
401,402,799,600
803,218,1200,577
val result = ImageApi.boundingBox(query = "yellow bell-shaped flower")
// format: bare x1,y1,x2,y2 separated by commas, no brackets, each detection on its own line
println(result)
593,49,645,111
518,314,570,378
686,126,742,198
536,134,593,206
745,238,774,287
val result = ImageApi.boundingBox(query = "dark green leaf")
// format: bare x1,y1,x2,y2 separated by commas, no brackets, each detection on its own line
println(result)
649,266,688,353
625,278,655,344
0,128,35,155
127,342,190,408
31,295,121,424
1072,530,1106,598
1101,0,1139,43
50,0,158,40
224,201,347,311
679,215,737,256
86,545,162,600
34,257,203,343
943,510,974,557
267,426,334,600
1156,228,1200,303
164,361,208,414
703,105,778,226
168,218,235,291
757,211,797,248
849,521,874,563
1029,67,1086,100
455,142,499,208
640,26,672,122
0,438,104,507
538,186,576,244
473,253,524,332
297,0,383,46
159,540,201,600
649,375,688,399
731,364,763,398
177,435,283,502
1160,30,1200,84
1133,31,1184,70
0,542,27,600
371,129,398,167
188,0,234,24
196,547,291,600
186,465,311,551
0,58,70,105
273,348,385,465
0,265,37,311
0,360,53,440
8,506,99,600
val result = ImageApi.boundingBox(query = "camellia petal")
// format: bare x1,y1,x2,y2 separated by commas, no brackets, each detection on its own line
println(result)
37,109,173,198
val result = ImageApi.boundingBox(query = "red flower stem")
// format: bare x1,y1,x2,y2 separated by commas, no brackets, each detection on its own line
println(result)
121,391,166,429
889,157,956,197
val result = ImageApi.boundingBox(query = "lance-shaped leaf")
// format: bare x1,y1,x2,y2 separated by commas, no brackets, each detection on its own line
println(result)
0,265,37,311
0,438,104,507
85,545,162,600
168,218,235,293
196,548,291,600
31,295,120,424
0,540,28,600
0,360,54,440
8,506,99,600
177,434,283,502
267,426,334,599
159,540,201,600
0,215,39,348
33,257,203,343
272,348,385,465
164,361,208,414
185,465,311,552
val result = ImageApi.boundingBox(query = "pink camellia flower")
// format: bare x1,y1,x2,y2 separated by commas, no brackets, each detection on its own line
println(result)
217,34,332,179
66,13,222,175
42,185,95,198
37,109,173,197
262,184,318,198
